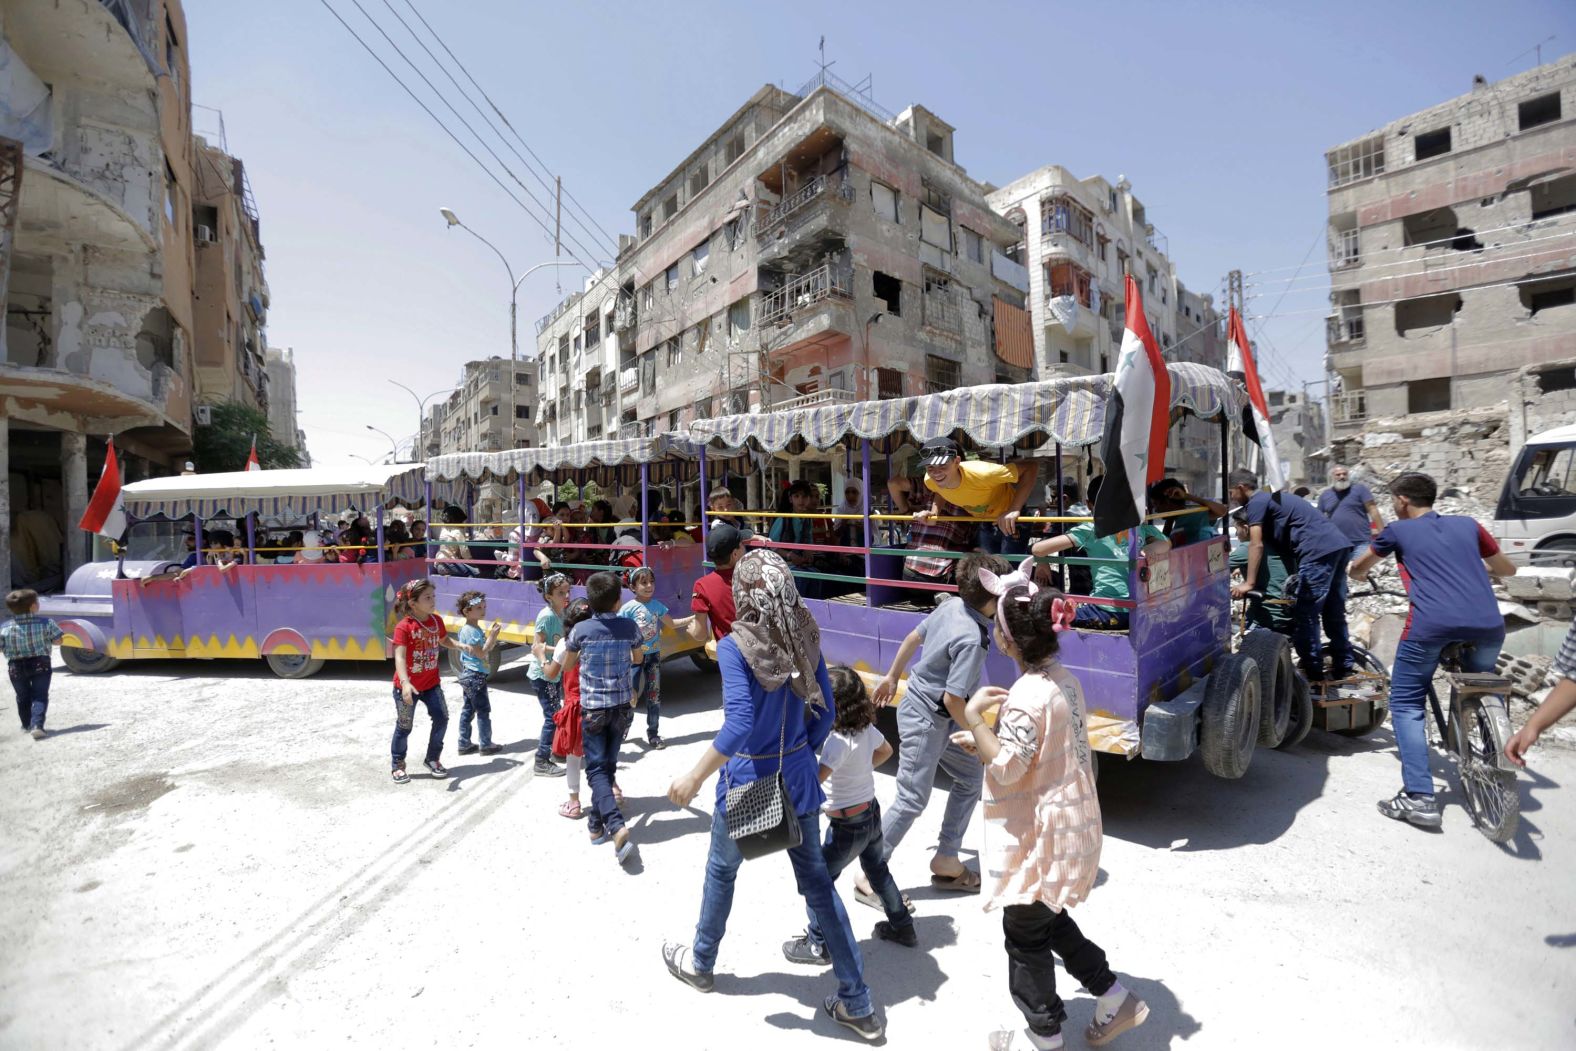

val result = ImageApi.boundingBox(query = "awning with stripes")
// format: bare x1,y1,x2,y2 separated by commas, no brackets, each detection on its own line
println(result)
122,464,429,520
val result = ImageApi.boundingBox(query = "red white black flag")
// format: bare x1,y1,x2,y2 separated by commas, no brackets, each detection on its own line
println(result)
1093,275,1171,537
1226,308,1286,491
245,436,261,472
79,439,127,539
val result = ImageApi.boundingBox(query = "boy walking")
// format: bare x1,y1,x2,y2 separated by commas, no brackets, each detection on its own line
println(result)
3,589,64,740
570,571,644,865
454,591,503,756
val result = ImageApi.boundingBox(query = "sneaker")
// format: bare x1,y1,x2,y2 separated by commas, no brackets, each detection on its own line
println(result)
1085,992,1150,1047
534,759,566,778
1022,1029,1065,1051
30,727,45,741
391,765,410,785
874,920,917,947
782,934,829,966
613,827,636,865
456,743,479,756
1379,790,1442,829
662,941,714,993
824,996,884,1042
423,759,448,779
648,735,666,750
479,744,502,756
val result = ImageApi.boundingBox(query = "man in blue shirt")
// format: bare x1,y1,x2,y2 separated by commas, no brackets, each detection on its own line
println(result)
567,571,644,863
1317,465,1383,549
1349,472,1517,829
1229,468,1354,681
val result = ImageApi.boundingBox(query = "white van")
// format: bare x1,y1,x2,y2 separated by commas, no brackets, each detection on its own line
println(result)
1493,424,1576,567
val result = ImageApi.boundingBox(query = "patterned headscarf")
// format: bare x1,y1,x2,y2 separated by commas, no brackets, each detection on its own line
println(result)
730,549,825,708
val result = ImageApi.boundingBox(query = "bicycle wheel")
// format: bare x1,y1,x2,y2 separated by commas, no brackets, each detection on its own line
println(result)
1455,697,1520,844
1334,644,1390,738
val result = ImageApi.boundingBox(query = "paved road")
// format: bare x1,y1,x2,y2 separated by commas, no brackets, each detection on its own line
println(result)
1,655,1573,1049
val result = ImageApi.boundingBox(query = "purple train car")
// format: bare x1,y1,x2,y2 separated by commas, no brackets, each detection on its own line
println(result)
685,363,1289,779
43,465,430,679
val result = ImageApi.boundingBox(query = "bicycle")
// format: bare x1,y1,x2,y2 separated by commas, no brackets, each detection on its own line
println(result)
1424,643,1521,844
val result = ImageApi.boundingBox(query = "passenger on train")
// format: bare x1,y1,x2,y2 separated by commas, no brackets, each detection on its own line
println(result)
915,438,1037,557
1029,479,1170,630
1147,478,1228,546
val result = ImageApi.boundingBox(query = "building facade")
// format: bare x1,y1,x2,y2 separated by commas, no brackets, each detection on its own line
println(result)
1325,56,1576,477
191,133,269,415
533,268,622,446
263,345,306,460
1264,388,1327,490
1,0,198,591
425,356,536,457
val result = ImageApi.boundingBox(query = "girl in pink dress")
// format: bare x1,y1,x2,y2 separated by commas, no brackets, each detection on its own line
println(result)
954,571,1153,1051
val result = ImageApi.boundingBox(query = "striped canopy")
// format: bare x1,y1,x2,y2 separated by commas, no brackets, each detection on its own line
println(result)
427,434,712,488
687,362,1244,453
122,464,429,520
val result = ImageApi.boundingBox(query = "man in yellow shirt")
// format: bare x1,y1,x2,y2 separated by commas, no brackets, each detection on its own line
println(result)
915,437,1038,556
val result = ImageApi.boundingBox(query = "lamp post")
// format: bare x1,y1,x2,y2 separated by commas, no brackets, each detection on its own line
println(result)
440,207,589,449
390,381,457,458
365,424,400,464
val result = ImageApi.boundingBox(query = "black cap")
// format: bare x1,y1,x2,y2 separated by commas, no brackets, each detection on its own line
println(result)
920,437,961,467
706,522,754,563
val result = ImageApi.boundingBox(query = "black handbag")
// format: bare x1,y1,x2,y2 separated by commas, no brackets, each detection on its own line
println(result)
722,700,803,860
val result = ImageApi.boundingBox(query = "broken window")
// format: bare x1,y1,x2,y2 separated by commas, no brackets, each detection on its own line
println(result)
1115,246,1129,276
920,178,951,216
925,354,961,393
689,165,709,199
926,131,945,156
1519,92,1561,131
1408,377,1452,414
877,368,903,399
692,240,709,276
640,355,656,394
870,181,899,223
1040,196,1094,246
961,227,984,264
1047,262,1092,307
873,271,902,316
641,283,654,310
725,134,745,165
1540,367,1576,393
1329,289,1365,343
1402,208,1460,248
558,333,570,357
728,297,751,336
164,161,178,226
665,263,679,293
514,404,530,419
1519,277,1576,316
1330,213,1360,268
640,213,652,238
1394,292,1462,336
1326,136,1386,187
662,193,678,220
1096,233,1109,262
1146,265,1158,295
1414,127,1452,161
920,205,952,251
584,312,601,348
1530,174,1576,220
665,339,682,366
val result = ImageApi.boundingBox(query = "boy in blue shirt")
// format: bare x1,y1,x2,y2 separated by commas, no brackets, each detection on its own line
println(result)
569,571,644,864
453,591,503,756
619,566,692,750
1348,472,1518,829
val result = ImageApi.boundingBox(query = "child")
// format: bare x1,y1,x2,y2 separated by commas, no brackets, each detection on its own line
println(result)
527,573,572,779
2,589,64,740
454,591,503,757
546,598,593,822
782,665,917,967
390,578,462,785
1030,476,1169,630
955,573,1151,1050
619,566,694,749
568,571,644,865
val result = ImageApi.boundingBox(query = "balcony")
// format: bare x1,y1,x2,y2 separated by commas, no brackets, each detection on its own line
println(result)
1332,390,1368,426
753,173,854,243
619,366,640,393
3,1,158,92
773,387,857,412
758,264,852,327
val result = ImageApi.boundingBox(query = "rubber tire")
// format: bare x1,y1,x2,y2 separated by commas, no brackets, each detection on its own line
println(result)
1334,644,1390,738
265,653,326,679
690,651,718,673
1200,654,1261,779
60,647,121,675
449,645,503,677
1277,671,1315,750
1530,537,1576,569
1457,697,1522,844
1240,630,1293,747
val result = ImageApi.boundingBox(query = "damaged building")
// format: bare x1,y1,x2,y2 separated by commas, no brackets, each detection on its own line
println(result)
1325,55,1576,493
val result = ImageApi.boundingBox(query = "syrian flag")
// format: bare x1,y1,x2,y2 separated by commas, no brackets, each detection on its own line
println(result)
1226,308,1286,492
1093,275,1171,537
79,439,128,539
245,435,261,472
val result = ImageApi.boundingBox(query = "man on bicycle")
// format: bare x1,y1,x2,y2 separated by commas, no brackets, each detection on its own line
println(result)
1348,472,1518,829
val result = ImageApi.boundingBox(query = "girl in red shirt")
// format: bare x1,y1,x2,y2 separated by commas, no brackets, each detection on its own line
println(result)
390,578,462,784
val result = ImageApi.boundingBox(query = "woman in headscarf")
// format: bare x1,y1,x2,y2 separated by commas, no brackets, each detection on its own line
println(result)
663,550,882,1041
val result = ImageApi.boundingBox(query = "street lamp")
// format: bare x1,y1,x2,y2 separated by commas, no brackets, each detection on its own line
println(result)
365,424,400,463
390,381,457,458
439,206,590,448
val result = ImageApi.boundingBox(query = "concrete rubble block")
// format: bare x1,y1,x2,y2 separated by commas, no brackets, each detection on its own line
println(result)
1504,566,1576,602
1365,614,1408,670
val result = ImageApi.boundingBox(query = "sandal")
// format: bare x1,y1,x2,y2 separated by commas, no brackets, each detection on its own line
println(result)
855,887,915,913
930,868,982,893
391,766,410,785
558,799,583,820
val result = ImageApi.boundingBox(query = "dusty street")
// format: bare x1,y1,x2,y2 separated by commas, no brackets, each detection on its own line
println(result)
1,655,1573,1050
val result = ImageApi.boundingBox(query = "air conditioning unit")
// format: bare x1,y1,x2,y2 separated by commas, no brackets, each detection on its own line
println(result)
195,225,215,244
195,404,213,426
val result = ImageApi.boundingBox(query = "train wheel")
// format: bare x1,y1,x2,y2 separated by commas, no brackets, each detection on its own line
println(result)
60,647,121,675
1201,654,1261,779
266,653,325,679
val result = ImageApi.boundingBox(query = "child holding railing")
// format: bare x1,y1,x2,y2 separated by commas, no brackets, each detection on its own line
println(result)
619,566,694,750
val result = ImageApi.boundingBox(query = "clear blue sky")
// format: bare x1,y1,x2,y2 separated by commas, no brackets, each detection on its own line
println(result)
186,0,1576,467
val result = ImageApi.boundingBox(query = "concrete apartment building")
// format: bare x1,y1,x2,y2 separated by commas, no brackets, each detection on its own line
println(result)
539,80,1032,448
987,166,1227,491
1324,55,1576,485
1,0,199,591
425,356,536,457
191,132,270,416
1264,388,1327,490
264,345,306,461
534,268,621,447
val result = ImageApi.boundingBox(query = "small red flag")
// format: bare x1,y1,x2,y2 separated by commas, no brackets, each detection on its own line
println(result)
79,440,127,538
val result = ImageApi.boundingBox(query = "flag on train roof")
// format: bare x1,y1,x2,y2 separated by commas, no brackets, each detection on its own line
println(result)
79,439,127,539
1226,307,1286,492
1092,274,1171,537
245,435,261,472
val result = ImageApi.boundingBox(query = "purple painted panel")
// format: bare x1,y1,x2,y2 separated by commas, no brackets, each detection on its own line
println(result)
183,565,257,645
118,576,189,652
1130,539,1231,709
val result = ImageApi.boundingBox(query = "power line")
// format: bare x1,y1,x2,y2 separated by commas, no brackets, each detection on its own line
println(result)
1243,217,1576,279
1248,266,1576,321
1247,228,1576,294
1247,239,1576,302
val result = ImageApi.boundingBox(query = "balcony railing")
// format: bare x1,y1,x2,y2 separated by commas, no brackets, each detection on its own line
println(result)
758,264,852,326
754,175,830,239
772,388,857,412
619,366,639,392
1332,390,1368,424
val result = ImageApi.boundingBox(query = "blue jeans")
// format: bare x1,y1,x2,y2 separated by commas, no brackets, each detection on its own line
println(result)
635,660,661,738
9,656,51,731
458,671,493,749
1389,634,1503,796
978,525,1028,558
1290,547,1351,673
582,704,632,836
391,685,448,767
692,807,873,1017
806,800,912,951
884,695,983,860
435,560,479,577
1073,604,1128,630
530,676,562,762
